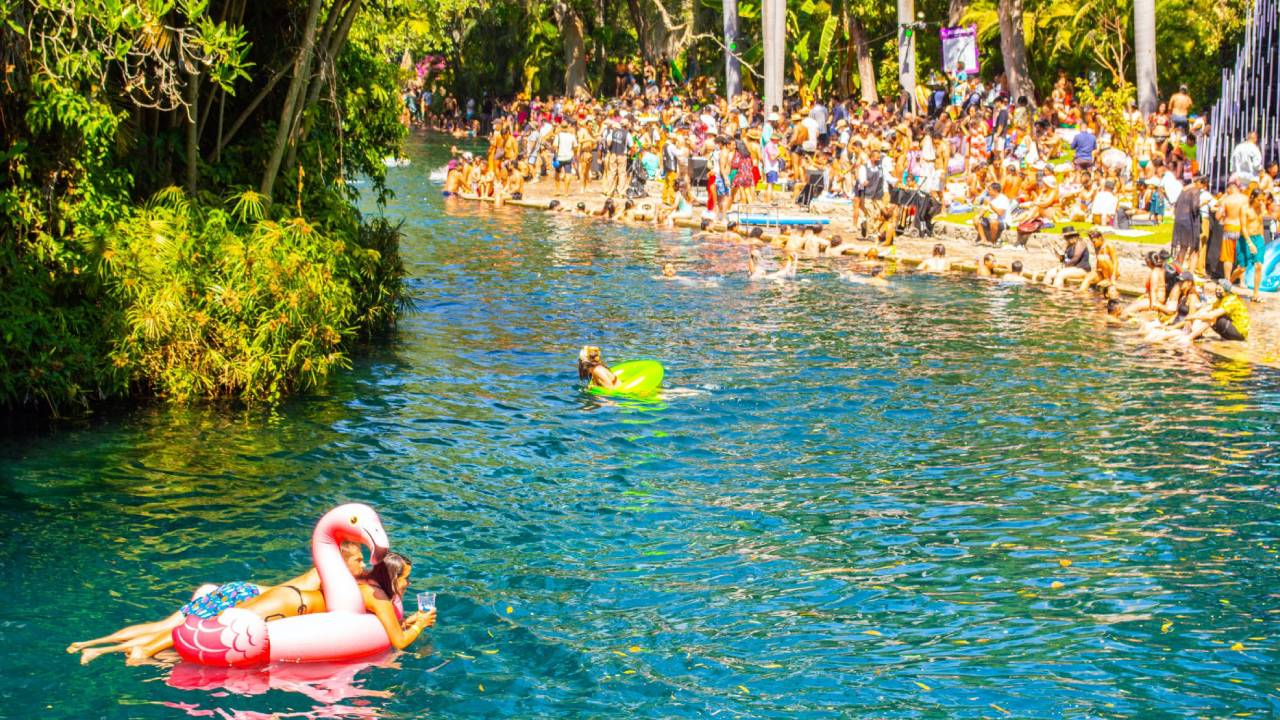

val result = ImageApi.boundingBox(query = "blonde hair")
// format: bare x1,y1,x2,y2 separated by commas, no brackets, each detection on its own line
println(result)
577,345,603,380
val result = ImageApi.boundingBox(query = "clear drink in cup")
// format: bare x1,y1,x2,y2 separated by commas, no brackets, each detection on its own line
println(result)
417,591,436,613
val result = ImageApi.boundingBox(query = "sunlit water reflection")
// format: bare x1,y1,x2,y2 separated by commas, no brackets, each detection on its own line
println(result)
1,135,1278,719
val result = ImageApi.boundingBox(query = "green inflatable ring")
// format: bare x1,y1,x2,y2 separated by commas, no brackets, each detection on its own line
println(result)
588,360,664,397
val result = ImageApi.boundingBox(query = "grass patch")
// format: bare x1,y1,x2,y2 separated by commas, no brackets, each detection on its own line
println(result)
936,212,1173,246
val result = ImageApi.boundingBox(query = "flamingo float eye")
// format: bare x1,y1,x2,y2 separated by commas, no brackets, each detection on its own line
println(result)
350,515,359,525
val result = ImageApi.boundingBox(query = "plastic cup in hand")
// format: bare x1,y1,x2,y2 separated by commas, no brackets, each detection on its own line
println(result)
417,591,436,614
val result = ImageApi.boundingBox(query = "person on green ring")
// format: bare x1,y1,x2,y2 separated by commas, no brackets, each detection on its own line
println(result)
578,345,619,389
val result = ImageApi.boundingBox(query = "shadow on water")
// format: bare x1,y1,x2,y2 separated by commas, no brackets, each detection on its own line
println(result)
1,132,1279,718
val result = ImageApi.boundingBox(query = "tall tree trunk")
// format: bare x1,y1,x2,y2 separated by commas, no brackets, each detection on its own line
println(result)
557,3,587,96
997,0,1035,104
948,0,968,26
722,0,740,97
850,17,878,104
836,0,850,98
1133,0,1157,114
260,0,325,200
288,0,362,173
624,0,652,63
185,69,200,193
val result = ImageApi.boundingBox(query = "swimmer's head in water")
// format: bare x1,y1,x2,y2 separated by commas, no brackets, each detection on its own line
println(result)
1011,260,1024,274
983,253,995,267
548,199,561,210
578,345,603,380
727,220,739,231
624,199,635,210
748,228,764,239
700,218,712,231
932,244,945,257
1106,298,1122,316
576,202,587,211
662,263,676,277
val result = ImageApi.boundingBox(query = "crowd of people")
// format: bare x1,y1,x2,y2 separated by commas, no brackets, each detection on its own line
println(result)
433,67,1276,347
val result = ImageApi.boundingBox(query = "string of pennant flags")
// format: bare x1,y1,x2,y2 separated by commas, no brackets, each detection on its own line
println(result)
1200,0,1279,188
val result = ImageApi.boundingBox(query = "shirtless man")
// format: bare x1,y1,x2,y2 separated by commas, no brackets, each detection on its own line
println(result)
1168,86,1193,139
975,252,998,278
1217,181,1248,286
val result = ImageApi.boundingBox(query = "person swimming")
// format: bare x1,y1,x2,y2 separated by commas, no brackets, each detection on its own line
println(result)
919,244,949,273
578,345,619,389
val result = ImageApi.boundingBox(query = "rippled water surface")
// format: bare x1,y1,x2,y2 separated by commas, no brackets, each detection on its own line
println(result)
3,136,1280,719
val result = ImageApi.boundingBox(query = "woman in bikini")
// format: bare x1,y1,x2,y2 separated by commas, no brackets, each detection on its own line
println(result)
70,542,366,664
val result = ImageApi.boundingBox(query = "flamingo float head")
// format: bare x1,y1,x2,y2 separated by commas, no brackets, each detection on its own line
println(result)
318,503,390,565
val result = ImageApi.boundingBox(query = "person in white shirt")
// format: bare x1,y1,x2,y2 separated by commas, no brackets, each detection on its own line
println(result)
553,121,577,195
800,113,820,153
1090,180,1119,226
973,182,1011,244
1231,131,1263,182
1160,167,1183,206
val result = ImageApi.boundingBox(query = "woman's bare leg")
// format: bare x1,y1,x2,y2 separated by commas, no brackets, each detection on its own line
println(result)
67,613,181,653
80,626,171,665
68,583,217,653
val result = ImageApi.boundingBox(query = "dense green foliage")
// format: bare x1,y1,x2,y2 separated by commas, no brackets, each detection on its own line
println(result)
1,0,407,415
399,0,1247,108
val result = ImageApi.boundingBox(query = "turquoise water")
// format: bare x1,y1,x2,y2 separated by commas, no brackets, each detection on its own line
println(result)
2,136,1279,719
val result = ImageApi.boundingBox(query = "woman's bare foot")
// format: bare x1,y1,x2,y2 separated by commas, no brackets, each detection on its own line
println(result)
66,641,88,653
80,647,109,665
124,647,151,666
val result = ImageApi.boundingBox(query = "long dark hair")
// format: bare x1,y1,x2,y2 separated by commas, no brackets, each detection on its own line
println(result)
363,552,411,601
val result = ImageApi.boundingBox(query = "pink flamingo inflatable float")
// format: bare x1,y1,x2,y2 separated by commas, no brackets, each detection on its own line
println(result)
172,503,393,667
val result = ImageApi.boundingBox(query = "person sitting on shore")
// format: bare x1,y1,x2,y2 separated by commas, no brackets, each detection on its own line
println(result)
1043,227,1091,287
1079,229,1117,291
578,345,619,389
972,182,1011,245
919,244,950,273
1182,279,1251,342
1124,251,1169,317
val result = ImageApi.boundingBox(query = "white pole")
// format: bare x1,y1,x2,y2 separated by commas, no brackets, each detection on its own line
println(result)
1134,0,1158,115
897,0,916,114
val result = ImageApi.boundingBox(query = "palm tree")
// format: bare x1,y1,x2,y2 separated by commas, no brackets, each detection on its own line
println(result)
723,0,741,96
1133,0,1157,113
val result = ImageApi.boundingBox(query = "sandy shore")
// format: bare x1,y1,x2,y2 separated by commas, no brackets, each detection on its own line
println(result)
451,175,1280,369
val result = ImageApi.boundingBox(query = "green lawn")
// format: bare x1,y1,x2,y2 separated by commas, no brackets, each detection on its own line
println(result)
937,211,1173,247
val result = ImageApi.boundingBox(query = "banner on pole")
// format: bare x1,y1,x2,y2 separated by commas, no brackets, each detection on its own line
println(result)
940,25,980,76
